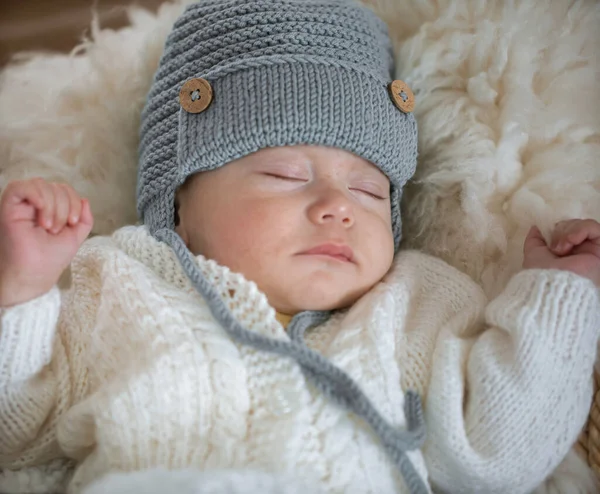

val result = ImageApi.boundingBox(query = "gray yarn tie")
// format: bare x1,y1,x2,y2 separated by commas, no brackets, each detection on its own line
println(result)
157,229,429,494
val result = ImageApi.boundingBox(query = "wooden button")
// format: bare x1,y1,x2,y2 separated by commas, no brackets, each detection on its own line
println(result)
389,80,415,113
179,78,213,114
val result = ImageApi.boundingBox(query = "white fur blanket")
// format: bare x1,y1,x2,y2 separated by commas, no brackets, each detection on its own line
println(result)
0,0,599,492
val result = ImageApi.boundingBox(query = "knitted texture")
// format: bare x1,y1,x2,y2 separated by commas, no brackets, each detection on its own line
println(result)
137,0,418,250
157,228,428,493
1,225,599,493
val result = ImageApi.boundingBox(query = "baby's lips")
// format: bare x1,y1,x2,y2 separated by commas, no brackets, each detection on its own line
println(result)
298,243,355,263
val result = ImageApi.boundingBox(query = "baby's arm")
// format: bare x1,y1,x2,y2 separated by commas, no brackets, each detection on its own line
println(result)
423,220,600,494
0,287,71,467
0,179,93,468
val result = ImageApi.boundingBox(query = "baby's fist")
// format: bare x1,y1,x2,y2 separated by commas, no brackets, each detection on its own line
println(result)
523,219,600,286
0,178,93,307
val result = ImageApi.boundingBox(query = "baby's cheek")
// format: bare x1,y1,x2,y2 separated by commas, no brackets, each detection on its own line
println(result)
208,202,281,270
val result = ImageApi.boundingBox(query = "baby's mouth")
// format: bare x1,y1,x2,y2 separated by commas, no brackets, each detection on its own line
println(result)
297,243,355,263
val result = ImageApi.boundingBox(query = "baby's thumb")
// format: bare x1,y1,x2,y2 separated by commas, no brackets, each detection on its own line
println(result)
75,199,94,243
523,226,547,253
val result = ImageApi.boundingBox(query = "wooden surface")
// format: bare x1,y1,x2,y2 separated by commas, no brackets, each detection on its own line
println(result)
0,0,164,66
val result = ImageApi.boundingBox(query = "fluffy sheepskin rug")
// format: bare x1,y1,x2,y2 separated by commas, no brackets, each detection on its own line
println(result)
0,0,598,492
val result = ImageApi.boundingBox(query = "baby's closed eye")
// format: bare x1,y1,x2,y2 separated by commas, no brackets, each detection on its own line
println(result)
263,172,307,181
259,164,309,181
349,183,388,200
260,171,388,200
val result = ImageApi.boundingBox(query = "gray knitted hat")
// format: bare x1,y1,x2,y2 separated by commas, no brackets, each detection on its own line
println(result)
137,1,426,492
138,0,418,250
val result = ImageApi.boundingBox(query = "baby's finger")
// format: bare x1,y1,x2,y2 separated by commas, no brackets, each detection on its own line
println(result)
63,184,83,226
73,199,94,244
553,219,600,254
551,219,583,254
575,219,600,244
572,240,600,260
33,179,56,229
79,199,93,226
51,183,70,234
1,179,45,219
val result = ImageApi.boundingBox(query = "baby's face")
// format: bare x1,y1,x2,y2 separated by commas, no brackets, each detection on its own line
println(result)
176,145,394,314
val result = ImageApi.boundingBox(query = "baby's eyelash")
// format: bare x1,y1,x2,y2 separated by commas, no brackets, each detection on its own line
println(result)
350,188,387,200
264,173,306,181
263,174,387,199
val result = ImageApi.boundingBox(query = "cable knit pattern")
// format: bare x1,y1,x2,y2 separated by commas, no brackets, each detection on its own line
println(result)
1,225,599,494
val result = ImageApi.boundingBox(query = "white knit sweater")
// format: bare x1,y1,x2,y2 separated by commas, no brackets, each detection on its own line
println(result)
0,225,598,494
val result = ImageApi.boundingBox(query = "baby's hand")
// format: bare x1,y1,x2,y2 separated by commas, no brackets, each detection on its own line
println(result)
0,178,93,307
523,219,600,287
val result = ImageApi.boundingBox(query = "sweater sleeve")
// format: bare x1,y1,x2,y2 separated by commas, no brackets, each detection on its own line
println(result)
423,269,600,494
0,283,87,469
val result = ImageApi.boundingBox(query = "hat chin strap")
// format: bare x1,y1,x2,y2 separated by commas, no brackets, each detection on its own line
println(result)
155,227,429,494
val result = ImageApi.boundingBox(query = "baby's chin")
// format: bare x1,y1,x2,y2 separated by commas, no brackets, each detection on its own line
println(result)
273,278,376,314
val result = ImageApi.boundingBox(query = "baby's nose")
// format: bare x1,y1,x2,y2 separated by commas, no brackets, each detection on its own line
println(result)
309,188,355,227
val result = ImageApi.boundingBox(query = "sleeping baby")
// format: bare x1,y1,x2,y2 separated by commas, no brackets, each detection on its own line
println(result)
1,1,599,493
